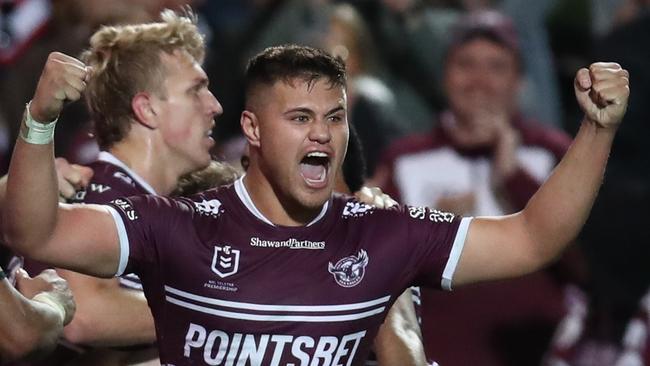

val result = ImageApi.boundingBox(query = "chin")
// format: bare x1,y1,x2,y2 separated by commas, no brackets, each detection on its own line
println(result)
299,189,332,210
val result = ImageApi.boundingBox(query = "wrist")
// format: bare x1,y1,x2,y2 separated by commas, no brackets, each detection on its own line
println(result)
20,101,58,145
32,292,67,325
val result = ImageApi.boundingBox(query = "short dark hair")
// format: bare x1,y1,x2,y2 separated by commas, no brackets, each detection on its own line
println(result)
244,44,347,100
342,122,367,193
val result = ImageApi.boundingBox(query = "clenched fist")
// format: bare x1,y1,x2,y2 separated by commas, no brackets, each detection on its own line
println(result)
574,62,630,130
30,52,92,123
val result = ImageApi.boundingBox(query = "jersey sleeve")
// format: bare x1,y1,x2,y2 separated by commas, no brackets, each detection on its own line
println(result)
391,205,472,291
104,195,193,277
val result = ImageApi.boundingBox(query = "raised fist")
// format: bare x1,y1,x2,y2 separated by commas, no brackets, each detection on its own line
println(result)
30,52,92,123
574,62,630,130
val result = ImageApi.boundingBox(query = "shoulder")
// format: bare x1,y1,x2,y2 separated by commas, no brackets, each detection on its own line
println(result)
335,194,457,225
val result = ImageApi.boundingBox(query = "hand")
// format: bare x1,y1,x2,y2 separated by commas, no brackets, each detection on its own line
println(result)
574,62,630,130
15,268,76,325
30,52,92,123
492,121,520,182
55,157,93,200
355,186,398,209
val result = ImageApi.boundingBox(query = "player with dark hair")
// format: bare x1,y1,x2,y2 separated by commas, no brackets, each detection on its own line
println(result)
3,40,629,366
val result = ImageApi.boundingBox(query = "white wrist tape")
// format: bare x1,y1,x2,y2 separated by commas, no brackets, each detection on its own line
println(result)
32,292,67,324
19,101,58,145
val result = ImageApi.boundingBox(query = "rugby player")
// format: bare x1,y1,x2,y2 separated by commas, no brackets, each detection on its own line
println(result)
2,41,629,366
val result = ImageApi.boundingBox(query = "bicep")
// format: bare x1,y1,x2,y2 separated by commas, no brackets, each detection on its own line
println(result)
452,213,541,288
39,204,120,278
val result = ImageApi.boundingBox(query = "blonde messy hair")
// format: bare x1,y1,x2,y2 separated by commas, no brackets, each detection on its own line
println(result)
172,161,242,197
81,9,205,149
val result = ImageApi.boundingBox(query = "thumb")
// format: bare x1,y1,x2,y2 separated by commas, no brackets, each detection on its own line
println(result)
574,68,592,92
79,166,94,186
14,268,31,289
72,165,94,187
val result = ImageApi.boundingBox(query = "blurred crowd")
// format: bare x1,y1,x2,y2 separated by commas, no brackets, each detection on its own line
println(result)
0,0,648,365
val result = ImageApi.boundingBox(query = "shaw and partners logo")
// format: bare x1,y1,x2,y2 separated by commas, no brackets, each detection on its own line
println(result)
328,250,369,288
250,237,325,250
211,245,240,278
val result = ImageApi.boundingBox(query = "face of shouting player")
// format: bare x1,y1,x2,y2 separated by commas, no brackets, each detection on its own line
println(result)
243,77,349,222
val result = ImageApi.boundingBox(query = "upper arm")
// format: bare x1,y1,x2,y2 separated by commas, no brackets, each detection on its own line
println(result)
451,213,543,288
34,203,120,278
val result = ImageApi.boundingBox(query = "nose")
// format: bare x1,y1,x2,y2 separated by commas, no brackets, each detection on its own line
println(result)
206,90,223,118
308,118,331,144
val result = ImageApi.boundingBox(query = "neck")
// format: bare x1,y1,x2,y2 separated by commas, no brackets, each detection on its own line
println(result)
109,137,183,195
242,169,323,227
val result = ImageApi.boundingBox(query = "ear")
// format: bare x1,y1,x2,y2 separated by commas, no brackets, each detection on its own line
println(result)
132,92,158,129
240,110,261,147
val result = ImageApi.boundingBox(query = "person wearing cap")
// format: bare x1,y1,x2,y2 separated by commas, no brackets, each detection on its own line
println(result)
372,10,573,364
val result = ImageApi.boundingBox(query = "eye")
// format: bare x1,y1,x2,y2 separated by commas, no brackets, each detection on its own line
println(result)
328,114,343,123
292,115,310,123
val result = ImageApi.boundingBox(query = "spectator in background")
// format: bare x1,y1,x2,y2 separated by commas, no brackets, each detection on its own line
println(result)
323,3,403,176
372,10,571,365
355,0,563,130
545,1,650,364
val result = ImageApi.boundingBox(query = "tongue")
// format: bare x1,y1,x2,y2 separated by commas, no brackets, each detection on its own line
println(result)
300,163,326,181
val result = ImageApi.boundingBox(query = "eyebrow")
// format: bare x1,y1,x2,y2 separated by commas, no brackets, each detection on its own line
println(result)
325,106,345,116
191,77,209,90
283,106,345,116
284,107,314,116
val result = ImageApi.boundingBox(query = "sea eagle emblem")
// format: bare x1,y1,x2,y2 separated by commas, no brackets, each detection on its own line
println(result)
328,250,369,288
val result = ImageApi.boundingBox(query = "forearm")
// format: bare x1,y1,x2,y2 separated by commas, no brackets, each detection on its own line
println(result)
374,290,428,366
61,273,155,347
0,278,63,361
522,120,615,261
3,137,59,255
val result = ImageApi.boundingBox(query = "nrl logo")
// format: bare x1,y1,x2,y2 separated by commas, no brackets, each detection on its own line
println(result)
211,245,240,278
328,249,369,288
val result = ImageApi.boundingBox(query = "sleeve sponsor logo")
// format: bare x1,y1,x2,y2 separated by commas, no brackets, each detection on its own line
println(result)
194,199,223,218
342,201,374,218
111,198,138,221
328,250,369,288
250,237,325,250
72,183,112,201
408,206,455,223
183,322,366,366
211,245,240,278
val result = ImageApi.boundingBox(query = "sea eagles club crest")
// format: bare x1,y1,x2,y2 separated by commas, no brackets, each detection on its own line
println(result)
211,245,240,278
328,250,369,288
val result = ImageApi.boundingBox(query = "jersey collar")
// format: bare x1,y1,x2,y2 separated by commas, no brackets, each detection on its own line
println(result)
97,151,158,195
234,176,328,227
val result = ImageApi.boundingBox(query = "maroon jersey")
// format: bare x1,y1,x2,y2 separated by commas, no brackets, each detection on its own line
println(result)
69,152,156,290
106,177,471,365
25,152,155,285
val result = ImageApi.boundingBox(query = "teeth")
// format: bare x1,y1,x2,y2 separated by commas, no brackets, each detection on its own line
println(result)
307,152,328,158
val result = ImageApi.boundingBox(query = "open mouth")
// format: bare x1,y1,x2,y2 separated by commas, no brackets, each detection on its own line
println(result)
299,151,330,188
